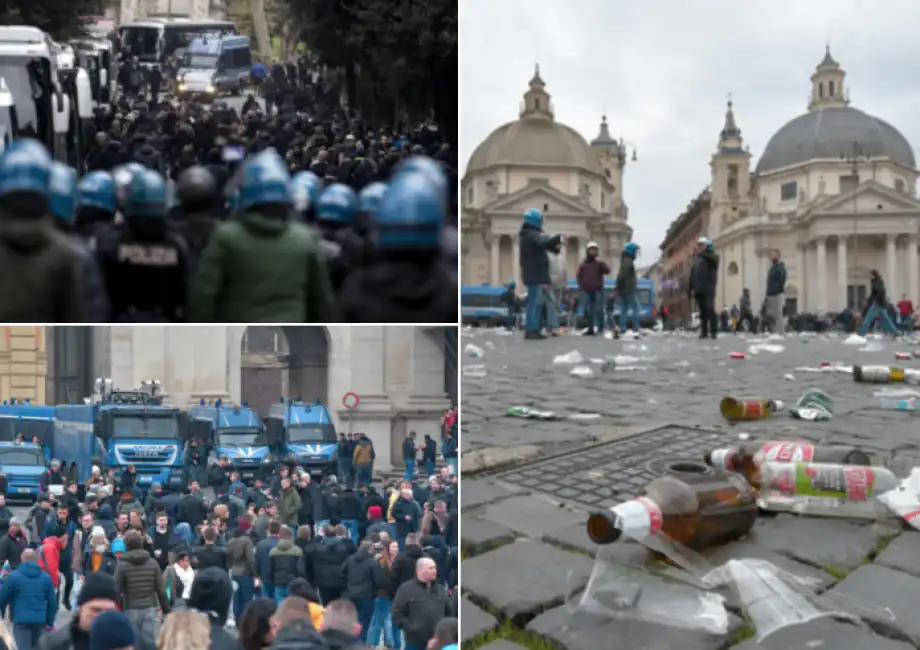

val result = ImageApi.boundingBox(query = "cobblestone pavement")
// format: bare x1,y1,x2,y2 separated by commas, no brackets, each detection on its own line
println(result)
460,328,920,650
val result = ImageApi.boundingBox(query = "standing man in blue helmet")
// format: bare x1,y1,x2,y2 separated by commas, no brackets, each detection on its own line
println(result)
688,236,720,339
0,140,88,322
315,183,362,293
615,241,641,334
518,208,563,340
190,148,333,322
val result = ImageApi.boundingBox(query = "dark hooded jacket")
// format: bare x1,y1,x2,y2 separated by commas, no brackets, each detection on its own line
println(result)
615,252,637,297
113,548,169,611
341,549,384,601
689,248,720,296
268,538,305,589
518,222,562,286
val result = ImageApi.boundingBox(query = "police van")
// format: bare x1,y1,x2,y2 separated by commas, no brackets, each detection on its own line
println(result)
177,35,251,98
118,17,237,70
0,26,93,166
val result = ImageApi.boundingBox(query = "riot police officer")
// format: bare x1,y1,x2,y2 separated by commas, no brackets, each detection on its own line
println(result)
335,157,456,323
315,182,362,293
190,149,333,322
96,169,189,322
0,140,87,322
174,165,220,266
49,163,110,322
290,170,322,223
74,171,119,252
356,181,387,240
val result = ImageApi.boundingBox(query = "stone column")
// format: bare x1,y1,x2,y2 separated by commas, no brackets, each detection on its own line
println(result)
910,235,920,305
512,237,521,287
190,327,231,405
837,236,848,311
490,234,500,285
816,237,827,314
797,244,807,312
887,235,898,300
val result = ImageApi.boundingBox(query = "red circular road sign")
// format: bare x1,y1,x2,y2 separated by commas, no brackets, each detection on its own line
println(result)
342,392,360,409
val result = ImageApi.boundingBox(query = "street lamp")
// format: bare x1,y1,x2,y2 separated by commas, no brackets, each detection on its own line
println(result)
840,140,871,308
618,138,638,163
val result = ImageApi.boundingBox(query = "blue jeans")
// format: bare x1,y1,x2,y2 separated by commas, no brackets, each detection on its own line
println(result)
404,460,415,480
233,575,254,622
448,458,458,475
619,294,641,331
425,460,436,477
342,519,359,544
274,586,288,604
261,583,274,600
524,284,545,332
544,286,561,330
356,464,372,486
367,597,401,648
860,303,899,336
583,290,604,330
353,598,375,642
13,624,44,650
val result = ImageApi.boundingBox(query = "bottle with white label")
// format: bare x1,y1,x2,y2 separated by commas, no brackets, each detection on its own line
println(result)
704,442,871,489
586,466,758,551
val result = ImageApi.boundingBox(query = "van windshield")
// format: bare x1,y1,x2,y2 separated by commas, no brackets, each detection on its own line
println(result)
182,53,218,69
0,55,52,149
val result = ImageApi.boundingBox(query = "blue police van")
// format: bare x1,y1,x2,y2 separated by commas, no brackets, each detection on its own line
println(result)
188,400,271,483
461,284,511,326
177,34,251,98
265,399,338,476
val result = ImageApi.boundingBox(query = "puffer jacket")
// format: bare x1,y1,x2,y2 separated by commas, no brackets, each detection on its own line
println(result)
341,550,384,602
309,537,352,589
615,252,637,297
518,223,562,286
267,539,304,589
227,532,256,576
114,548,169,611
0,561,56,625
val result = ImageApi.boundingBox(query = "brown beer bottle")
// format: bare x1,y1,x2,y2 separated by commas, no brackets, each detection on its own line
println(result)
719,397,783,422
703,442,871,489
586,466,758,551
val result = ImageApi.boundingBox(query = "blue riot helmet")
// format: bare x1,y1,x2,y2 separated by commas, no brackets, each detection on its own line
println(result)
0,139,53,217
316,183,358,225
290,170,322,217
372,172,443,250
124,169,167,219
113,163,146,211
624,241,640,257
396,155,448,195
48,163,78,227
522,208,543,228
359,182,388,216
238,149,291,212
507,280,516,289
76,171,117,215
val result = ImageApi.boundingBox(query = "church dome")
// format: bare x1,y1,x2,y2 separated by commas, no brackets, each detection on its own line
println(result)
465,66,603,176
756,107,915,174
755,47,915,175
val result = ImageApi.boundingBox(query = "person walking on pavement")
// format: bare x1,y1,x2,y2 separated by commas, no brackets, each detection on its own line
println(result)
267,527,304,603
277,477,301,529
392,558,450,650
255,521,281,600
859,269,900,336
518,208,564,340
227,517,257,622
340,540,384,642
615,242,641,334
37,572,119,650
402,431,418,480
113,531,169,650
544,242,566,336
764,248,787,334
352,434,375,487
0,549,57,650
688,236,720,339
576,242,610,335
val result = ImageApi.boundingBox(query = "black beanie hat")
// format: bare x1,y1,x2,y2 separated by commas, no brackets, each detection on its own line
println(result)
78,572,119,606
90,611,135,650
189,567,232,624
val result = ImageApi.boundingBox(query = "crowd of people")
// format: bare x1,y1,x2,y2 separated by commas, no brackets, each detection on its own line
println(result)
0,56,457,324
0,438,458,650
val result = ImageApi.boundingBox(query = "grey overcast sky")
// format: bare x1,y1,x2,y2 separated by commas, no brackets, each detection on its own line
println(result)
459,0,920,265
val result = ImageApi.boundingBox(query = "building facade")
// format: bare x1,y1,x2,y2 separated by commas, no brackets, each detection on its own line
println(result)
659,189,711,322
461,66,634,286
699,48,920,315
0,327,48,404
39,326,455,470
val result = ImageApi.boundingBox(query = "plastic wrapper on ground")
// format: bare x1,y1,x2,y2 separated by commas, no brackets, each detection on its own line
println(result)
878,467,920,530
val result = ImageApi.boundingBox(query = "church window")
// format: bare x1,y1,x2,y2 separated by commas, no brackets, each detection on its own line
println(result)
895,179,905,193
601,192,605,209
466,186,473,204
535,98,541,110
819,82,824,98
829,81,835,97
604,168,611,179
780,181,797,202
727,164,739,196
840,174,859,193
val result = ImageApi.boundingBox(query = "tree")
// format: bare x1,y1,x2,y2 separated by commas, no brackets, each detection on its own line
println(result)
0,0,108,42
279,0,456,139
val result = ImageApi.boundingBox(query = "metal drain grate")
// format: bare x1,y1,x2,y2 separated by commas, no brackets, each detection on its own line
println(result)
494,425,726,511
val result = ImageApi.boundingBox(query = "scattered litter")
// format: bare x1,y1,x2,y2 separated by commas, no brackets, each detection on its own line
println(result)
788,389,833,421
506,406,561,420
859,342,884,353
748,343,785,354
873,388,920,411
569,413,602,420
463,364,487,379
879,468,920,531
783,374,795,381
464,343,484,358
494,328,513,336
728,352,749,360
612,355,640,365
603,331,615,340
895,352,910,360
843,334,867,345
570,365,596,378
621,330,640,340
484,341,495,350
553,350,585,365
737,432,751,440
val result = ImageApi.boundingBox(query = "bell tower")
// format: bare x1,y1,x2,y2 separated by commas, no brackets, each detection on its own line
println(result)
709,97,752,239
520,64,553,121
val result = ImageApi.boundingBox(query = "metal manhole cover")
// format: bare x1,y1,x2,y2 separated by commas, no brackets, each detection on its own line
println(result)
494,426,725,511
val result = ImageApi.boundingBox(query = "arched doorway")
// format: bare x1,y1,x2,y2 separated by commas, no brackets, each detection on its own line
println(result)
240,327,330,416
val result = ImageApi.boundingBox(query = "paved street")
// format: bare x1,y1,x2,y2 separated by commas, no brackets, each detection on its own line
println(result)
460,328,920,650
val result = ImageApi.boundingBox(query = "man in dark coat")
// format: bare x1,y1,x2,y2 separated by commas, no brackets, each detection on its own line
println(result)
688,236,720,339
518,208,563,339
